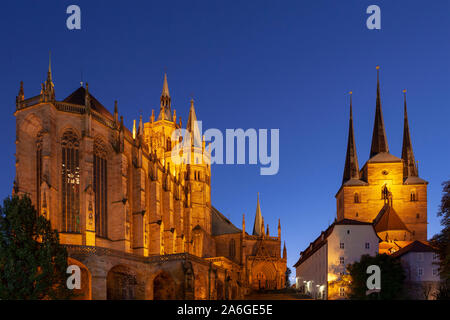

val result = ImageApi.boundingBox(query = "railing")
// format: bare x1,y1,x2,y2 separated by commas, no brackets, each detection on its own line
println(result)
54,102,86,115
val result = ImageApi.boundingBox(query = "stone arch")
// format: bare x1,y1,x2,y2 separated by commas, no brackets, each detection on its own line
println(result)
19,112,43,138
252,263,277,291
195,271,207,300
67,257,92,300
152,271,176,300
106,265,137,300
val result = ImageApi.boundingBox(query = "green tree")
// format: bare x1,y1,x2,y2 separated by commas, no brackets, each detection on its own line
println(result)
285,267,292,288
0,195,72,299
347,254,406,300
431,180,450,299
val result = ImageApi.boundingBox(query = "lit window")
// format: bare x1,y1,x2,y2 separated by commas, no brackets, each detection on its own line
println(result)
61,130,80,233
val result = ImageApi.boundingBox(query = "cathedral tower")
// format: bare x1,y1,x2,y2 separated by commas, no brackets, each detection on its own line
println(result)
336,67,428,241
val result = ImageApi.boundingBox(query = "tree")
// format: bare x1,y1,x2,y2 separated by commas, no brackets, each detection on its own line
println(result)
431,180,450,299
347,254,406,300
0,195,72,299
285,268,292,288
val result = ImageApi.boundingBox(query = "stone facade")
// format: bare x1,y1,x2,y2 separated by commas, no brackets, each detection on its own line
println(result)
13,67,286,300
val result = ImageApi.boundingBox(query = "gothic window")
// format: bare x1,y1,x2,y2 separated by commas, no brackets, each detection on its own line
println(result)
416,213,420,219
61,130,80,233
229,239,236,258
36,133,43,212
94,139,108,238
410,189,417,201
354,192,360,203
381,185,389,200
166,137,171,151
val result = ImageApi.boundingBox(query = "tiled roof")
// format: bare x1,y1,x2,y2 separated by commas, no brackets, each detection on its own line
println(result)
211,206,242,236
63,86,113,120
373,204,409,233
391,240,436,258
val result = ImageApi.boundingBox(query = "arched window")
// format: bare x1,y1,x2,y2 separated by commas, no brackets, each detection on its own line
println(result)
166,137,171,151
36,133,43,212
410,189,417,202
229,239,236,258
354,192,360,203
381,185,389,200
94,139,108,237
61,130,80,233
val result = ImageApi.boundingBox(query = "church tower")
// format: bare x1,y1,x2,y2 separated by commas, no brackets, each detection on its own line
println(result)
336,67,428,241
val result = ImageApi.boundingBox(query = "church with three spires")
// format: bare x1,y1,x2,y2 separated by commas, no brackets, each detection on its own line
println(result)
13,61,286,300
336,66,428,250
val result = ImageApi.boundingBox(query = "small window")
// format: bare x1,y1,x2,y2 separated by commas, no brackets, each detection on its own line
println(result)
347,230,350,234
417,253,424,261
416,213,420,219
418,268,423,277
340,242,344,249
365,242,370,249
432,269,438,276
354,193,360,203
410,190,417,201
339,287,345,296
355,212,359,217
339,257,345,265
433,253,439,260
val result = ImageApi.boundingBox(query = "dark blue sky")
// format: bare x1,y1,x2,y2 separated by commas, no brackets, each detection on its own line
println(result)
1,0,449,272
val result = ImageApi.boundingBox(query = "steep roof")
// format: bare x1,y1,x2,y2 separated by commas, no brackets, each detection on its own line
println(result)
252,193,263,236
369,67,390,158
63,86,113,120
211,206,242,236
373,204,409,233
367,152,402,163
342,94,362,185
391,240,436,258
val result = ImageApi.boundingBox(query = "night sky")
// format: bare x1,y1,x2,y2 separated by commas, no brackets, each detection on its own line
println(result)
0,0,449,275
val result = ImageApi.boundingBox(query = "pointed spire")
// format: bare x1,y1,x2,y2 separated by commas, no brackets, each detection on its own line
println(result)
132,119,136,140
278,219,281,239
43,51,55,101
252,193,263,236
401,90,418,178
157,73,173,121
370,66,389,158
186,98,202,148
266,224,270,236
114,100,119,124
283,242,287,259
342,92,360,184
138,115,143,136
242,213,246,235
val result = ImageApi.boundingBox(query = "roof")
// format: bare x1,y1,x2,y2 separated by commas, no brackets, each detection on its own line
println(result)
391,240,436,258
373,204,409,233
63,86,113,120
404,176,428,185
211,206,242,236
367,152,402,163
343,178,369,187
293,219,375,268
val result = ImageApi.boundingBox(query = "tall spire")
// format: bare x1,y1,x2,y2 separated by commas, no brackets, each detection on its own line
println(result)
283,241,287,259
370,66,389,158
185,98,202,148
401,90,418,178
252,193,263,236
157,73,173,121
342,92,360,183
43,51,55,101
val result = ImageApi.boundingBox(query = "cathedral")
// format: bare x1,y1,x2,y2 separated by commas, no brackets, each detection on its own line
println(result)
13,61,286,300
336,67,428,251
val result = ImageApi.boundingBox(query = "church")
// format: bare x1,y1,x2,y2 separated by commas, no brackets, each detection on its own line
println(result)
13,61,286,300
295,67,434,299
